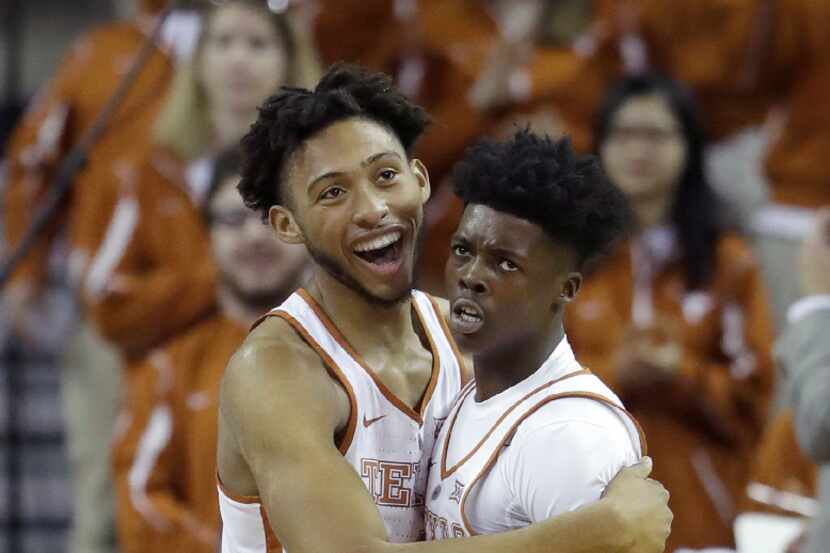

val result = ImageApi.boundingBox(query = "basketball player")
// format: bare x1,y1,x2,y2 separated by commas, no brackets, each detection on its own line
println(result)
425,131,649,539
216,64,671,553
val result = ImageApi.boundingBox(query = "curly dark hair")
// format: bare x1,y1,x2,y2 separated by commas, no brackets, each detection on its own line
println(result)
452,130,631,268
238,63,430,219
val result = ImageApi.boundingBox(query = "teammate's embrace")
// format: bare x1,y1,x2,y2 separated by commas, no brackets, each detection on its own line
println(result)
217,64,671,553
427,130,645,538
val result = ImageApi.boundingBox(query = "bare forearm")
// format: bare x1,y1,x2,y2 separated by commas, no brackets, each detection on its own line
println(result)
354,500,627,553
269,505,628,553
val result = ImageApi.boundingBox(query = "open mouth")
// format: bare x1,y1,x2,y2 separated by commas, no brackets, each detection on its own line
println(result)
352,230,404,274
450,298,485,335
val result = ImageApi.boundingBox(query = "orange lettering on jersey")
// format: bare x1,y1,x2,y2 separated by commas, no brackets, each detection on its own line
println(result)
360,458,419,508
380,461,413,506
425,507,466,540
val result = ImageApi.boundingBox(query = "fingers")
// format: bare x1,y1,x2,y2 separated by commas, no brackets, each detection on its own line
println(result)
624,456,653,478
646,476,669,498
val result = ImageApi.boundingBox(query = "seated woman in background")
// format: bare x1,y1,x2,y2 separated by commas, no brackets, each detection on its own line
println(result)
566,74,775,552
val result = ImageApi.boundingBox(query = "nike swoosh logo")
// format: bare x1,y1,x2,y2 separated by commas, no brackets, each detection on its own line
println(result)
363,414,387,428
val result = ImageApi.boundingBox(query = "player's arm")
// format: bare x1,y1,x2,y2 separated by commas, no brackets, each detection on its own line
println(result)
221,321,670,553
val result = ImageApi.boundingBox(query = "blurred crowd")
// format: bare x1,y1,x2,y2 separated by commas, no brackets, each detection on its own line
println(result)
0,1,829,552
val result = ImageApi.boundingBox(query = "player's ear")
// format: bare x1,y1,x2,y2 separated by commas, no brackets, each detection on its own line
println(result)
558,272,583,304
269,205,305,245
411,158,431,203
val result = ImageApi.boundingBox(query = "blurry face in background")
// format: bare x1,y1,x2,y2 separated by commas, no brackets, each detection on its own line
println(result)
600,94,687,227
210,176,308,307
488,0,545,42
200,3,288,115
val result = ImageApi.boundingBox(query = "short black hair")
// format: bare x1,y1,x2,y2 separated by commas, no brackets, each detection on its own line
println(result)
453,130,630,268
238,63,430,219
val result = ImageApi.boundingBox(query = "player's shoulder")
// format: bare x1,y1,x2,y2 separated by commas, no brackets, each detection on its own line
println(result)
221,315,334,406
508,402,637,473
226,315,321,376
512,374,629,441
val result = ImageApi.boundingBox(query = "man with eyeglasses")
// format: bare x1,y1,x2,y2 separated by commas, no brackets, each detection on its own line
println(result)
113,147,309,553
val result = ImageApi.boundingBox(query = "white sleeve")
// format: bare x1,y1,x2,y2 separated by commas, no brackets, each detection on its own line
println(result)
503,412,636,522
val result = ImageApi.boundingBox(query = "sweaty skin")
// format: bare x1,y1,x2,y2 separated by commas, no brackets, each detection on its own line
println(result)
217,118,672,553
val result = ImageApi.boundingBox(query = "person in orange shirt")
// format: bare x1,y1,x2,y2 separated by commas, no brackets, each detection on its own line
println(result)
2,1,186,303
80,0,312,358
747,0,830,331
466,0,646,151
567,74,775,551
112,147,309,553
83,4,317,550
1,4,201,553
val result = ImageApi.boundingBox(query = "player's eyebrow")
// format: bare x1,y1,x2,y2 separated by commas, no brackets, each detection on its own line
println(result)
307,151,402,189
363,151,402,166
489,245,528,260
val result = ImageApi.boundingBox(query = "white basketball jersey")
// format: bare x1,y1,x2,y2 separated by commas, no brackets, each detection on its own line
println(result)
424,339,644,539
219,289,465,552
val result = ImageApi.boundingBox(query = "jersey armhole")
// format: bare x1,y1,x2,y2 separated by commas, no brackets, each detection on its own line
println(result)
268,311,359,455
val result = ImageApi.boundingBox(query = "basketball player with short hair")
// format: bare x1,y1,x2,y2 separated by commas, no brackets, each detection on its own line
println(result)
217,64,671,553
426,131,649,539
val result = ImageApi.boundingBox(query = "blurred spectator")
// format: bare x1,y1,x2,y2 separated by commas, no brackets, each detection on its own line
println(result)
621,0,773,239
79,3,317,552
749,1,830,330
113,148,308,553
3,0,196,315
632,0,773,142
2,3,200,553
468,0,627,151
79,0,304,358
567,75,775,551
779,209,830,553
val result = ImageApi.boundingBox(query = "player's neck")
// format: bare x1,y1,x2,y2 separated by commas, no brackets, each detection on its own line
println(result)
306,272,415,350
473,321,565,402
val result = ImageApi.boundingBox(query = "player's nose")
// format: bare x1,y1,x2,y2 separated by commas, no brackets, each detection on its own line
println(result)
458,258,489,295
352,188,389,229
